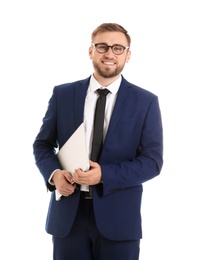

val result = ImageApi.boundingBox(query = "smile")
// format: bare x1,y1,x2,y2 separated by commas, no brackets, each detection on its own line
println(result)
102,61,115,65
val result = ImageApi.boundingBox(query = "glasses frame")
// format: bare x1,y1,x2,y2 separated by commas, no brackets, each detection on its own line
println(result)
91,42,130,55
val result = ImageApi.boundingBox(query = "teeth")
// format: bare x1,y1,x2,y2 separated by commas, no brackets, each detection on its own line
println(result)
104,62,114,65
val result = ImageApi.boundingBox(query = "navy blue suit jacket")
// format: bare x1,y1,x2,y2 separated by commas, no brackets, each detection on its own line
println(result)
33,76,163,241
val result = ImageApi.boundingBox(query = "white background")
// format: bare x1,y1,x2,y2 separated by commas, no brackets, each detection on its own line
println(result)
0,0,207,259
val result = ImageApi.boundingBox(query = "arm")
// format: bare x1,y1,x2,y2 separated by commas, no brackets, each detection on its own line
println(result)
33,87,62,191
101,95,163,195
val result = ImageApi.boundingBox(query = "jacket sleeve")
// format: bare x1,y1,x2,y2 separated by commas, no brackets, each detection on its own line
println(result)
100,95,163,196
33,87,61,191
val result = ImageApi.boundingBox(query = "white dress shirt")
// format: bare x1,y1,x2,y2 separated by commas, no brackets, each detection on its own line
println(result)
84,75,121,159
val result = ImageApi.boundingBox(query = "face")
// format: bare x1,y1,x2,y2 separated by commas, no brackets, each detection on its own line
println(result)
89,32,131,81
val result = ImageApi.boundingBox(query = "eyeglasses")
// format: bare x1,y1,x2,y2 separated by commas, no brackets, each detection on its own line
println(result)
91,42,130,55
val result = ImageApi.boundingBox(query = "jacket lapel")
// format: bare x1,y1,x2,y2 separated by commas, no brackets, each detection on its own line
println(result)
104,77,131,144
74,77,90,128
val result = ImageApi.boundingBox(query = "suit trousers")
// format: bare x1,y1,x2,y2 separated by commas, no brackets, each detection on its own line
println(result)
52,196,140,260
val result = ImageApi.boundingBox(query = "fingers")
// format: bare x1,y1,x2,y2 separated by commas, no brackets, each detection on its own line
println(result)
58,182,76,197
53,170,76,197
73,165,102,186
62,171,74,184
73,168,88,184
89,160,99,168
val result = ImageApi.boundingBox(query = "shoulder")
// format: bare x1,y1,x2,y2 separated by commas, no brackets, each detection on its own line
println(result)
53,77,91,93
121,76,158,101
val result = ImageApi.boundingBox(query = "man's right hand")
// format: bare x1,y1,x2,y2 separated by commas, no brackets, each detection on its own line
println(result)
52,170,76,197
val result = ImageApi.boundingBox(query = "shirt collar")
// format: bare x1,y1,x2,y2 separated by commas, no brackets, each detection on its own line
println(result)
89,74,121,95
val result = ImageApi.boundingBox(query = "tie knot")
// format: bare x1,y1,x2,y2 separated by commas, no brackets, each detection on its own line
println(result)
97,88,110,97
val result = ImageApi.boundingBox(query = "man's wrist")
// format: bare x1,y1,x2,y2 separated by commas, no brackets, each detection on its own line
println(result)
48,169,60,185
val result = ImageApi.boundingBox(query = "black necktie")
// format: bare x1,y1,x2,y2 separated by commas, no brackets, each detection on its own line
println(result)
91,88,110,162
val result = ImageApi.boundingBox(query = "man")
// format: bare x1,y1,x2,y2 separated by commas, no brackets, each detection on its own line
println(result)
33,23,163,260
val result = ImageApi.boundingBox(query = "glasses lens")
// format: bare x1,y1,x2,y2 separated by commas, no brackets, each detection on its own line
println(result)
112,45,124,55
96,44,109,53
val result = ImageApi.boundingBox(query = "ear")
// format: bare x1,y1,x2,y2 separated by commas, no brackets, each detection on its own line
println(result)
89,46,93,59
125,50,131,63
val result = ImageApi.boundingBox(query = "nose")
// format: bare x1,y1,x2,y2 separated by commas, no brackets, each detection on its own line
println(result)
104,46,114,57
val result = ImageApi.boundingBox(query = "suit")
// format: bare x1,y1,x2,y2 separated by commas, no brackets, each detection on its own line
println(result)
33,75,163,242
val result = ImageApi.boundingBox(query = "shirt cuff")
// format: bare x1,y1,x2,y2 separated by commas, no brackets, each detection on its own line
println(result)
48,169,60,185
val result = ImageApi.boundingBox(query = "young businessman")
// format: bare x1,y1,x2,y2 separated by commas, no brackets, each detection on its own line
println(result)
33,23,163,260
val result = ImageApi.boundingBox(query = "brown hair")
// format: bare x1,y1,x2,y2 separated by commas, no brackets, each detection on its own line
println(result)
91,23,131,46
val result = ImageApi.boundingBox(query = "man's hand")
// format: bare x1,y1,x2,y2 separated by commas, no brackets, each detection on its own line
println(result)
52,170,76,197
73,160,102,186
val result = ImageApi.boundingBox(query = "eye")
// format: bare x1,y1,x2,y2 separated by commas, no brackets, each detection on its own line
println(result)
97,44,108,52
113,45,124,53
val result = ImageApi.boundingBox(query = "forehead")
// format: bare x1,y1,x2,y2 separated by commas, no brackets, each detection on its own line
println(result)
92,31,128,45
